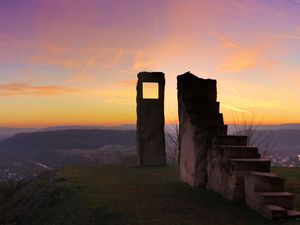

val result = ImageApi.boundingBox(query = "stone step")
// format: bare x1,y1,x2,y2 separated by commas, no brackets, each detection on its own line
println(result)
261,205,287,219
214,135,248,146
191,113,224,126
214,146,260,159
231,175,245,185
216,125,228,136
232,192,245,201
186,101,220,114
245,172,285,193
287,209,300,219
194,125,228,136
256,192,294,209
228,158,271,172
245,172,286,211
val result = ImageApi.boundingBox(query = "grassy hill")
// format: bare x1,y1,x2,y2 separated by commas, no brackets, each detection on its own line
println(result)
0,166,299,225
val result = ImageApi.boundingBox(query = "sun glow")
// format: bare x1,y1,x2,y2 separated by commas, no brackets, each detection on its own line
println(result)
0,0,300,127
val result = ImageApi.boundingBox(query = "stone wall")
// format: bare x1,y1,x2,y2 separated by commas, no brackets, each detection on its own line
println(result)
177,72,226,186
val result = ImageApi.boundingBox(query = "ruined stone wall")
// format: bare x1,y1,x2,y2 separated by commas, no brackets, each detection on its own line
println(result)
177,72,226,186
136,72,166,166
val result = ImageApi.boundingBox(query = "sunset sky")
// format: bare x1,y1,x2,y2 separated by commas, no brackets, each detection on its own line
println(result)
1,0,300,127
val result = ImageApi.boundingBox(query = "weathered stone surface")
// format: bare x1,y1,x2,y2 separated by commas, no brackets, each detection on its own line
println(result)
287,209,300,219
207,145,260,199
261,205,287,219
136,72,166,166
256,192,294,209
245,172,285,210
134,70,298,220
177,72,225,186
213,135,248,146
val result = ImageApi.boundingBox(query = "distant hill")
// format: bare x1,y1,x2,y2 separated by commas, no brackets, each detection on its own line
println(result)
42,124,136,131
1,124,300,170
229,128,300,159
0,125,136,140
265,129,300,147
0,127,38,140
252,129,300,157
0,129,136,168
227,123,300,133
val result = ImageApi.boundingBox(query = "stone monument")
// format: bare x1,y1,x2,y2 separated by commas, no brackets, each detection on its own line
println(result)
177,72,227,186
136,72,166,166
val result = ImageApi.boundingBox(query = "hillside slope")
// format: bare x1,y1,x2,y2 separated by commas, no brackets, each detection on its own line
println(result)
0,166,299,225
0,129,136,167
0,129,135,154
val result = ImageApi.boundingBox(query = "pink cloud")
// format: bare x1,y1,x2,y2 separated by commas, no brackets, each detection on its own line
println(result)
0,83,78,97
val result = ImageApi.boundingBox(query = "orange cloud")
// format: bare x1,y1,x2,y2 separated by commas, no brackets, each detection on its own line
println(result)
0,83,78,97
218,48,260,73
116,80,136,87
133,51,156,71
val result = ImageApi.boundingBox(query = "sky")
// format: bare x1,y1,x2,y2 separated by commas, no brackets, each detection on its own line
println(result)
0,0,300,127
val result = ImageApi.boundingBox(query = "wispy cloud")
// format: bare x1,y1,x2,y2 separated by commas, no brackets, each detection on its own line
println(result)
221,104,250,114
223,82,243,96
0,83,79,97
207,31,238,48
133,51,156,71
116,80,136,87
256,34,300,40
218,48,260,72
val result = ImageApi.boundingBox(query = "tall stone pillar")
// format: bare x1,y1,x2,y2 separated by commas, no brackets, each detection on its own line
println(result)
177,72,227,186
136,72,166,166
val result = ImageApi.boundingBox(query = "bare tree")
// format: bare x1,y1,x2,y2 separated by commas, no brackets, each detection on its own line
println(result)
230,112,274,158
86,148,104,166
116,148,137,165
95,148,101,166
165,110,179,164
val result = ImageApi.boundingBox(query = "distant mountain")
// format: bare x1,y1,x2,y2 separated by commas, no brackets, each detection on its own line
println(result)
253,129,300,156
266,129,300,147
0,127,38,140
227,123,300,133
42,124,136,131
0,125,136,140
1,124,300,168
0,129,136,167
267,124,300,130
230,129,300,159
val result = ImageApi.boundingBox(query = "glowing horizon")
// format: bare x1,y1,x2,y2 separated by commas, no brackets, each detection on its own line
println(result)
1,0,300,127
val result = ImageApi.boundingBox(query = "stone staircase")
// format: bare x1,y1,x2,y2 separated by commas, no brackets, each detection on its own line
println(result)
176,72,299,220
208,135,300,220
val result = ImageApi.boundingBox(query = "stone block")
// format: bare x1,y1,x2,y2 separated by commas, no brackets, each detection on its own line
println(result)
136,72,166,166
214,135,248,146
261,205,287,219
177,72,224,187
245,172,285,210
256,192,294,209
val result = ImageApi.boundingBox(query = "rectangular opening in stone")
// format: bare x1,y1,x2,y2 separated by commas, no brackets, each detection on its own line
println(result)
142,82,159,99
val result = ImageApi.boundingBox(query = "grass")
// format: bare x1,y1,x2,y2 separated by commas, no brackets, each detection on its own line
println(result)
273,167,300,210
1,166,300,225
0,179,26,204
